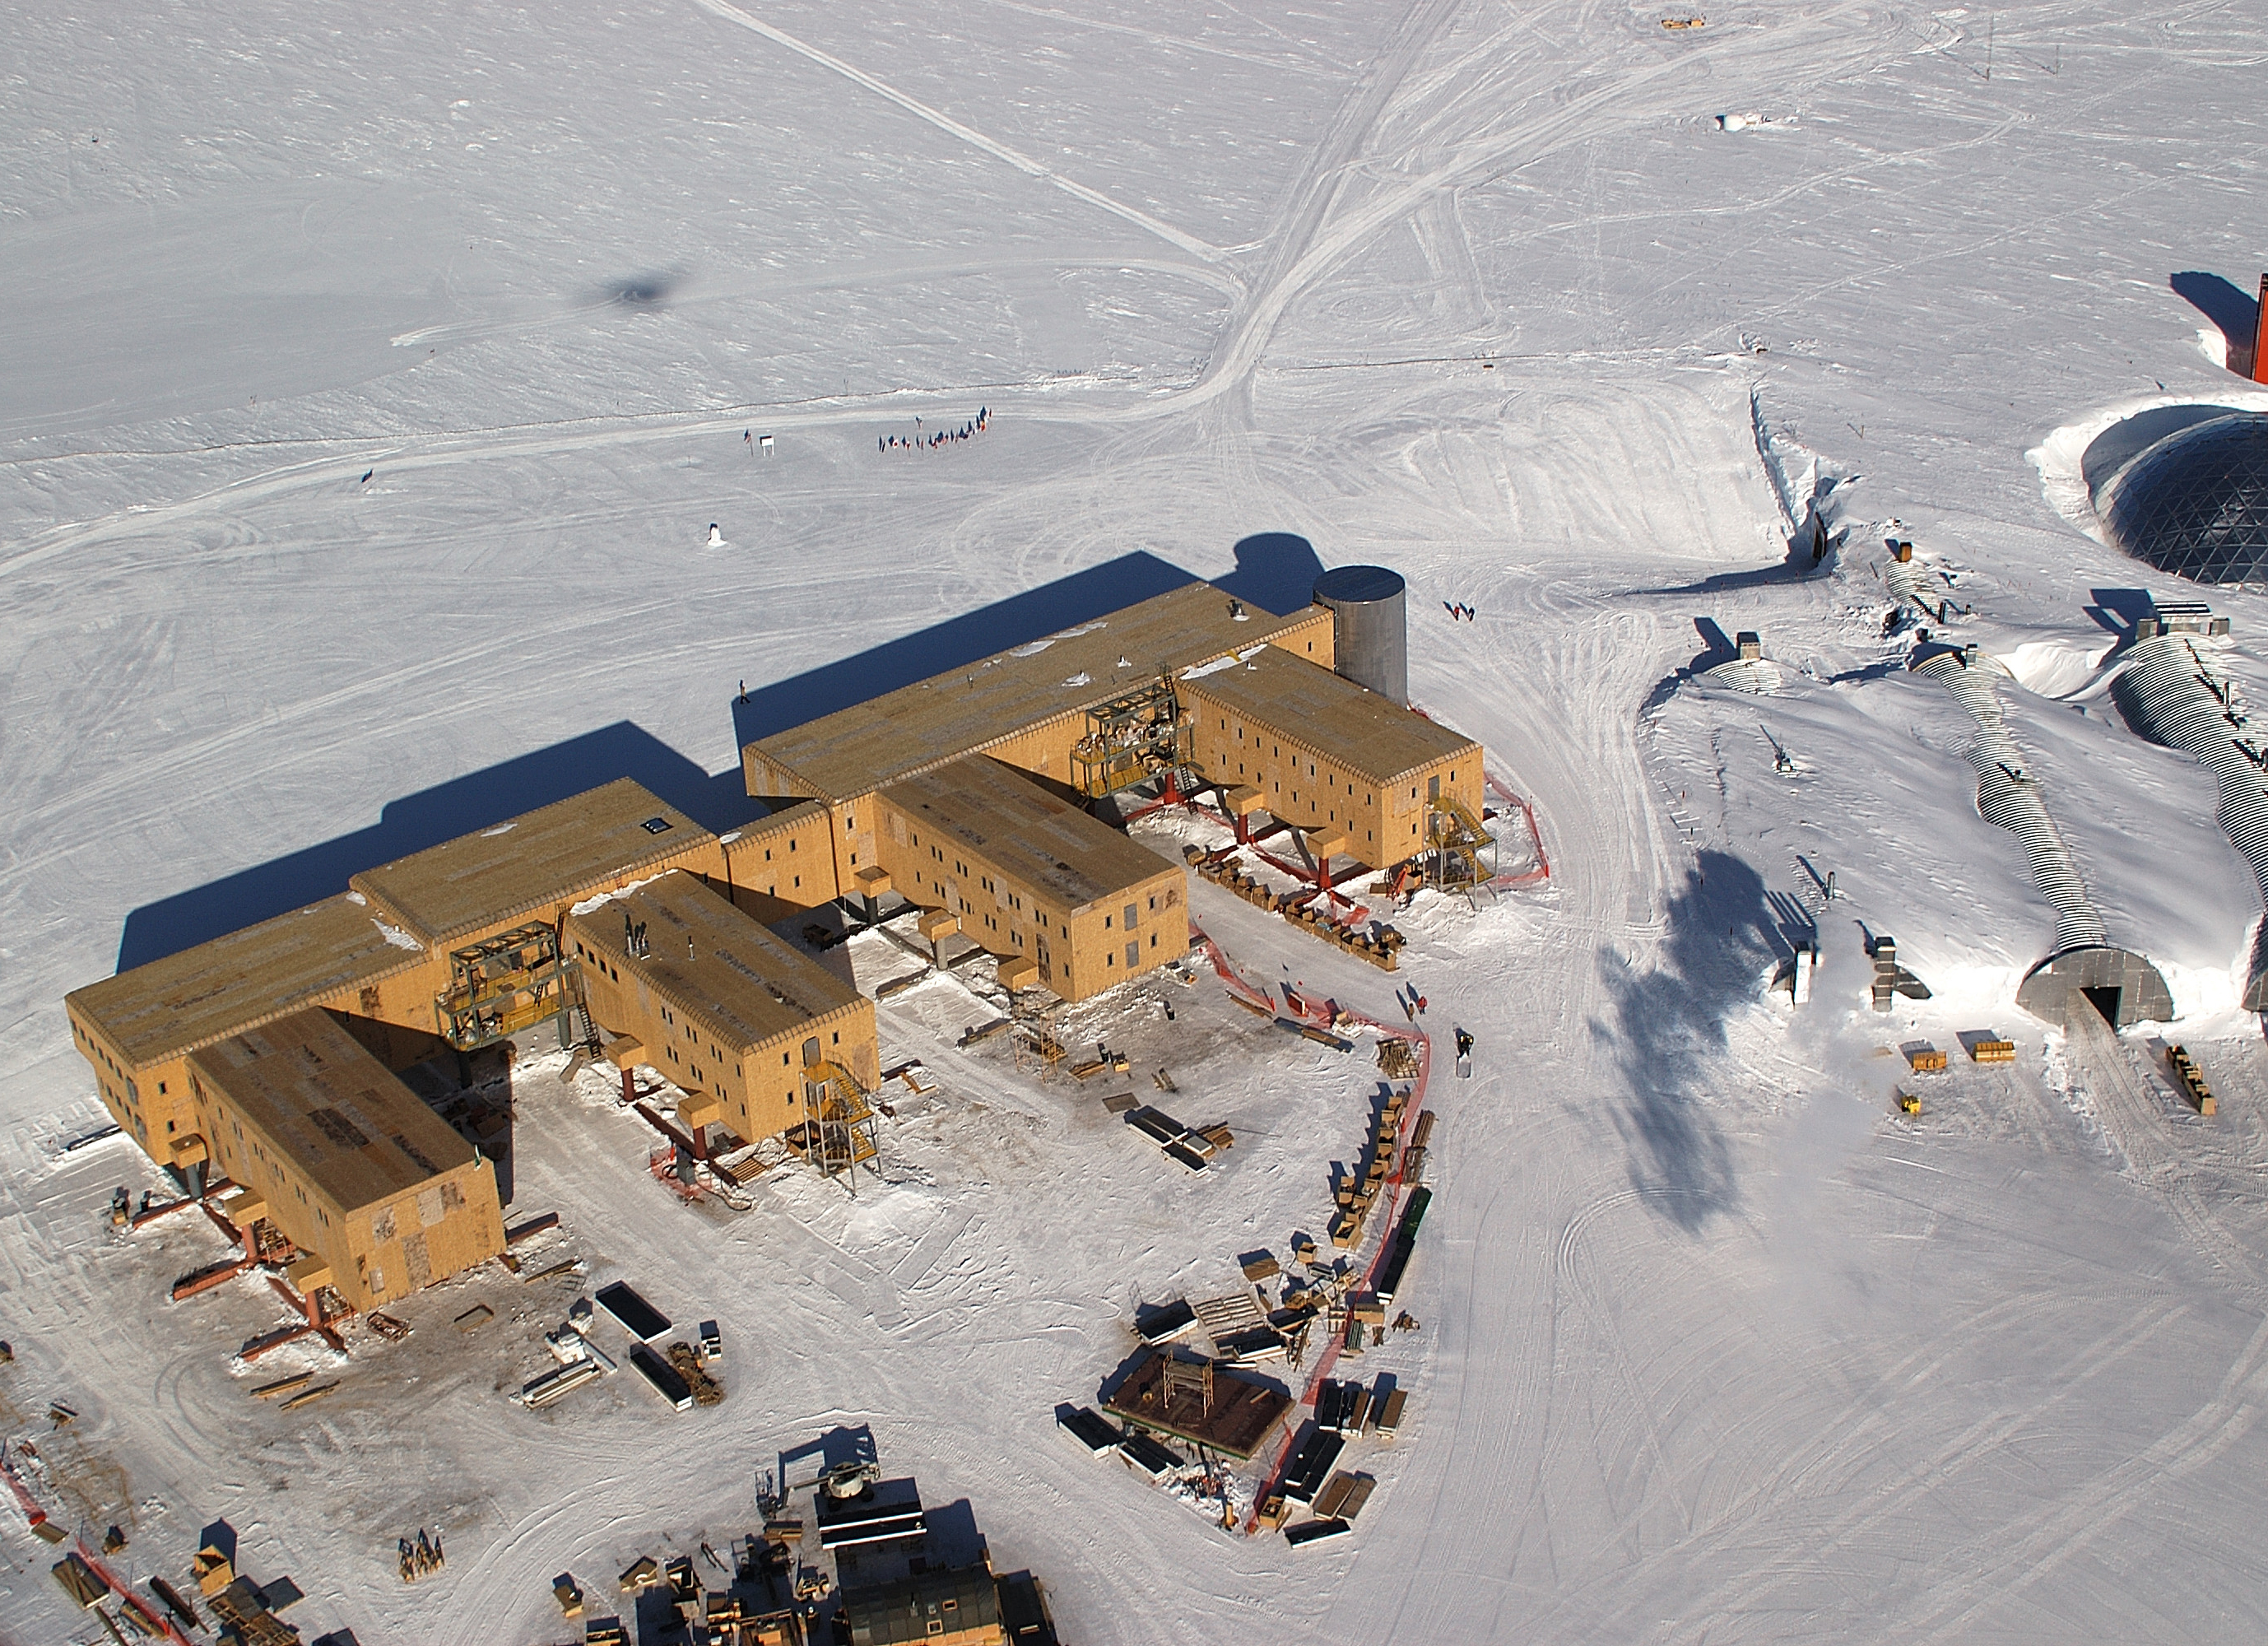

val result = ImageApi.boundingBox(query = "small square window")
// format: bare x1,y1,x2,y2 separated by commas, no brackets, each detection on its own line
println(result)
641,816,673,835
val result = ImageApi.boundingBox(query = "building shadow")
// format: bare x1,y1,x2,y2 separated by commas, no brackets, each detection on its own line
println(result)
2083,586,2156,639
918,1499,988,1569
2172,271,2258,374
1217,532,1325,618
1688,616,1736,672
1627,524,1843,599
729,551,1197,747
1588,849,1772,1230
117,723,755,972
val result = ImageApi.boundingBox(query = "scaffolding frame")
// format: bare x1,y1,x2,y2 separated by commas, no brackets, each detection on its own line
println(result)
788,1058,881,1194
1070,671,1195,801
435,923,581,1052
1425,795,1498,894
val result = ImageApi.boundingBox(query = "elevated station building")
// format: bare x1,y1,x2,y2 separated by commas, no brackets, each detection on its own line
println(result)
63,569,1492,1318
564,869,879,1151
186,1007,505,1314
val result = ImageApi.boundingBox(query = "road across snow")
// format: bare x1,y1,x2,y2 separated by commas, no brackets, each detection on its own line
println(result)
5,1,2268,1641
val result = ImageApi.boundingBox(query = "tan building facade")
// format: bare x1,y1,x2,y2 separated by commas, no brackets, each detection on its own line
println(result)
873,757,1188,1000
565,871,879,1148
186,1008,505,1314
712,800,840,925
740,586,1335,909
1181,646,1484,867
64,779,731,1165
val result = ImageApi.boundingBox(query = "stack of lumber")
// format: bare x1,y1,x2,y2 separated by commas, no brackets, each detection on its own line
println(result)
50,1552,105,1608
1373,1387,1408,1435
1969,1036,2015,1063
2168,1045,2215,1115
1402,1109,1436,1183
1332,1090,1408,1248
1312,1470,1376,1521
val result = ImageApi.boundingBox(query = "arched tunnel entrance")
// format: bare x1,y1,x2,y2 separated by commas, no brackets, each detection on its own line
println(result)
2015,946,2173,1029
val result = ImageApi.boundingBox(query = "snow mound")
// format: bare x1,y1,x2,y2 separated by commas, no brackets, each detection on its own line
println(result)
1993,639,2114,700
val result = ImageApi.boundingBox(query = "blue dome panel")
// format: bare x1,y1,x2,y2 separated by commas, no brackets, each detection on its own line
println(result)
2103,412,2268,586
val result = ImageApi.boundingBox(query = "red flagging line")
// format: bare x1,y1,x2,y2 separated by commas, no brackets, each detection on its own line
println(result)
1485,774,1550,889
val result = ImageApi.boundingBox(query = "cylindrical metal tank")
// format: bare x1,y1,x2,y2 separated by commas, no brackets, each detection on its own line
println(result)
1312,565,1407,704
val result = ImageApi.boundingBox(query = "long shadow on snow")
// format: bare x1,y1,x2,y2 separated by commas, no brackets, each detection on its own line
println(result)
118,723,755,971
728,536,1321,746
2171,271,2258,373
1625,528,1846,599
121,540,1322,971
1591,849,1777,1231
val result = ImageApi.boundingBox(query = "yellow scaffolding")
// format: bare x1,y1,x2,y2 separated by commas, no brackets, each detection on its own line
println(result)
1426,795,1496,890
1069,672,1194,800
435,923,579,1051
786,1058,880,1192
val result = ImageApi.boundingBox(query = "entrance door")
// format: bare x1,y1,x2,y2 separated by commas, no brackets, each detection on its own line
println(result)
2081,984,2122,1027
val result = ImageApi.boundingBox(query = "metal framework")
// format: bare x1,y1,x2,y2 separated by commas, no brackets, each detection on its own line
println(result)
1070,671,1195,800
792,1058,880,1193
1425,795,1497,890
435,923,580,1052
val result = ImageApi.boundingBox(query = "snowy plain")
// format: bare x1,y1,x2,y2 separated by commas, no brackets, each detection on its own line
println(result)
6,0,2268,1640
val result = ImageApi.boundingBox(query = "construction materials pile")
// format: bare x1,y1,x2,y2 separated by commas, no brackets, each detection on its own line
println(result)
1186,845,1404,969
667,1341,725,1406
2168,1044,2216,1114
1124,1104,1233,1173
1332,1089,1409,1248
1401,1109,1436,1188
1376,1039,1420,1081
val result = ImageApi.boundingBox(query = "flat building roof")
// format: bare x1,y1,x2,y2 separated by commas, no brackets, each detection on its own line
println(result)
188,1007,476,1213
881,757,1181,911
352,778,714,949
1182,645,1480,785
68,894,429,1069
567,871,863,1051
746,583,1326,803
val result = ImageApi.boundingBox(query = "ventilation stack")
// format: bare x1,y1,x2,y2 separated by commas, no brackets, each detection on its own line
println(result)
2252,275,2268,383
1312,565,1408,705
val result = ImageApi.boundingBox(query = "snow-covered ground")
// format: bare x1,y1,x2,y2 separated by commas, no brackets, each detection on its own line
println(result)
7,0,2268,1639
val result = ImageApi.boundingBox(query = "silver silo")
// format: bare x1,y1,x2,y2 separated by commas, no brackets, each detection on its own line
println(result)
1312,565,1407,704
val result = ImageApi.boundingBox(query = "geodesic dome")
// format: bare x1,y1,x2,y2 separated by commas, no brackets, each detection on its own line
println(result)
2102,412,2268,586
